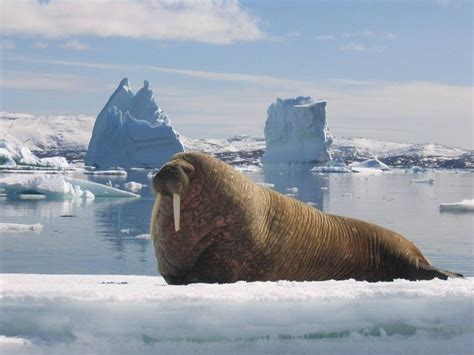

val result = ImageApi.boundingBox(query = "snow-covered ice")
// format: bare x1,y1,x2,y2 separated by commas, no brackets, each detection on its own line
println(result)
263,97,332,163
134,234,151,240
123,181,145,193
350,158,390,171
85,79,184,169
0,274,472,355
0,223,43,233
0,140,69,169
311,158,352,174
439,199,474,212
84,169,127,176
0,175,138,198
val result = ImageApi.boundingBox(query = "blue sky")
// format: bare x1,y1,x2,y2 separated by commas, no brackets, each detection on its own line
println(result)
0,0,472,148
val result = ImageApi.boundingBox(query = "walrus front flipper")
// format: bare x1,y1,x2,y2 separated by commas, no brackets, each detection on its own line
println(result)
413,265,464,280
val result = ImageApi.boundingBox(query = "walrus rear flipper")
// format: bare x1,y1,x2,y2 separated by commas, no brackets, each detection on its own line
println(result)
414,265,464,280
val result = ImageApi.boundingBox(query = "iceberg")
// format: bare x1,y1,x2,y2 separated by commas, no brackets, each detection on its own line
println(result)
0,175,138,198
0,274,472,355
310,157,352,173
263,97,332,163
0,139,69,169
85,78,184,169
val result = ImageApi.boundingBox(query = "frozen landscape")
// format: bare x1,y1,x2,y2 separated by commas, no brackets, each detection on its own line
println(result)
1,85,473,355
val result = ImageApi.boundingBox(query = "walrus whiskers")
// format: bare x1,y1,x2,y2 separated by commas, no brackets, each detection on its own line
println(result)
173,193,180,232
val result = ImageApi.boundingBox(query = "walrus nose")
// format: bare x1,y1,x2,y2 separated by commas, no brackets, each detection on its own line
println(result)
153,165,186,196
152,164,188,232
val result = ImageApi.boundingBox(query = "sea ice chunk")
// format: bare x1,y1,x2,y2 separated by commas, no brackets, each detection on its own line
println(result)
0,175,138,198
439,199,474,212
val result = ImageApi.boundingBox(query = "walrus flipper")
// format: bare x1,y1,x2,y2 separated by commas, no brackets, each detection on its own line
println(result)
414,265,464,280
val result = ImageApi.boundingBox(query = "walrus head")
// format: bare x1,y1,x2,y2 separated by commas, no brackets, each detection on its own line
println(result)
150,152,264,283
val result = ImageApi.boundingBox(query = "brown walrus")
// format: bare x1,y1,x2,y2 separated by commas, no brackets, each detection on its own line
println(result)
150,152,462,285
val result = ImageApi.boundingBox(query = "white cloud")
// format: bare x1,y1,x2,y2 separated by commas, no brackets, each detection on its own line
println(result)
0,70,99,92
62,39,89,51
1,40,15,50
32,41,48,49
1,0,264,45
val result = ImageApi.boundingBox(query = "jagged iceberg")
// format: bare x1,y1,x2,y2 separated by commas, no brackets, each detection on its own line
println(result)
263,97,332,163
85,79,184,169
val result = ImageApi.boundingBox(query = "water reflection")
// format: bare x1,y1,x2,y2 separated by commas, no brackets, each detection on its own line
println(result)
261,163,328,211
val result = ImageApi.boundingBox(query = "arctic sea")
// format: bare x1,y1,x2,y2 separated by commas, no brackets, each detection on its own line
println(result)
1,167,473,355
0,167,472,276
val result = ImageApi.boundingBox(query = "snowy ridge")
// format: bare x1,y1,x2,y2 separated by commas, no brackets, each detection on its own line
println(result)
0,274,472,355
0,112,94,160
1,111,472,169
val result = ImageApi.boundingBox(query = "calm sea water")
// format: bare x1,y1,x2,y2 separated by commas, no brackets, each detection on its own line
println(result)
0,168,472,276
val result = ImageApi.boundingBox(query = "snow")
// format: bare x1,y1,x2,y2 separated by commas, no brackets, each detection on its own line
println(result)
332,137,467,159
85,78,184,169
350,158,390,171
263,97,332,163
0,139,69,169
0,223,43,233
0,274,472,355
0,175,138,198
439,199,474,212
0,112,94,158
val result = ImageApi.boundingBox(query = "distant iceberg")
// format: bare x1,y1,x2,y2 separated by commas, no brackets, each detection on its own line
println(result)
263,97,332,163
85,78,184,169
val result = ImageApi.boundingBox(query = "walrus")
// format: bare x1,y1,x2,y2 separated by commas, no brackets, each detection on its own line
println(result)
150,152,462,285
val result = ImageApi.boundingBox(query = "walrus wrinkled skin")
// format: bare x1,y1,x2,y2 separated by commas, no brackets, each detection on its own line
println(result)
150,152,462,285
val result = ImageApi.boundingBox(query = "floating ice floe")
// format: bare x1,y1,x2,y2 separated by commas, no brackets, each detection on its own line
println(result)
349,158,390,173
0,274,472,355
123,181,145,193
84,169,127,176
411,178,434,184
311,158,352,174
439,199,474,212
0,175,138,198
0,139,69,169
134,234,151,240
0,223,43,233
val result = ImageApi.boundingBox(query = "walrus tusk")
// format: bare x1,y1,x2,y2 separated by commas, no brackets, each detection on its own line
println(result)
150,192,162,243
173,193,180,232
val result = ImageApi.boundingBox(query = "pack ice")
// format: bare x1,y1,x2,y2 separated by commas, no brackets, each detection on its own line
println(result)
85,78,184,169
263,97,332,163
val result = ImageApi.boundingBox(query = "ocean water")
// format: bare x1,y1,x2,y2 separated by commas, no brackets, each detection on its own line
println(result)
0,168,472,277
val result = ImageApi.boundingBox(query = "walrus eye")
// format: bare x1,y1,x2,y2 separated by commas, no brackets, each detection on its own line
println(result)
173,193,180,232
